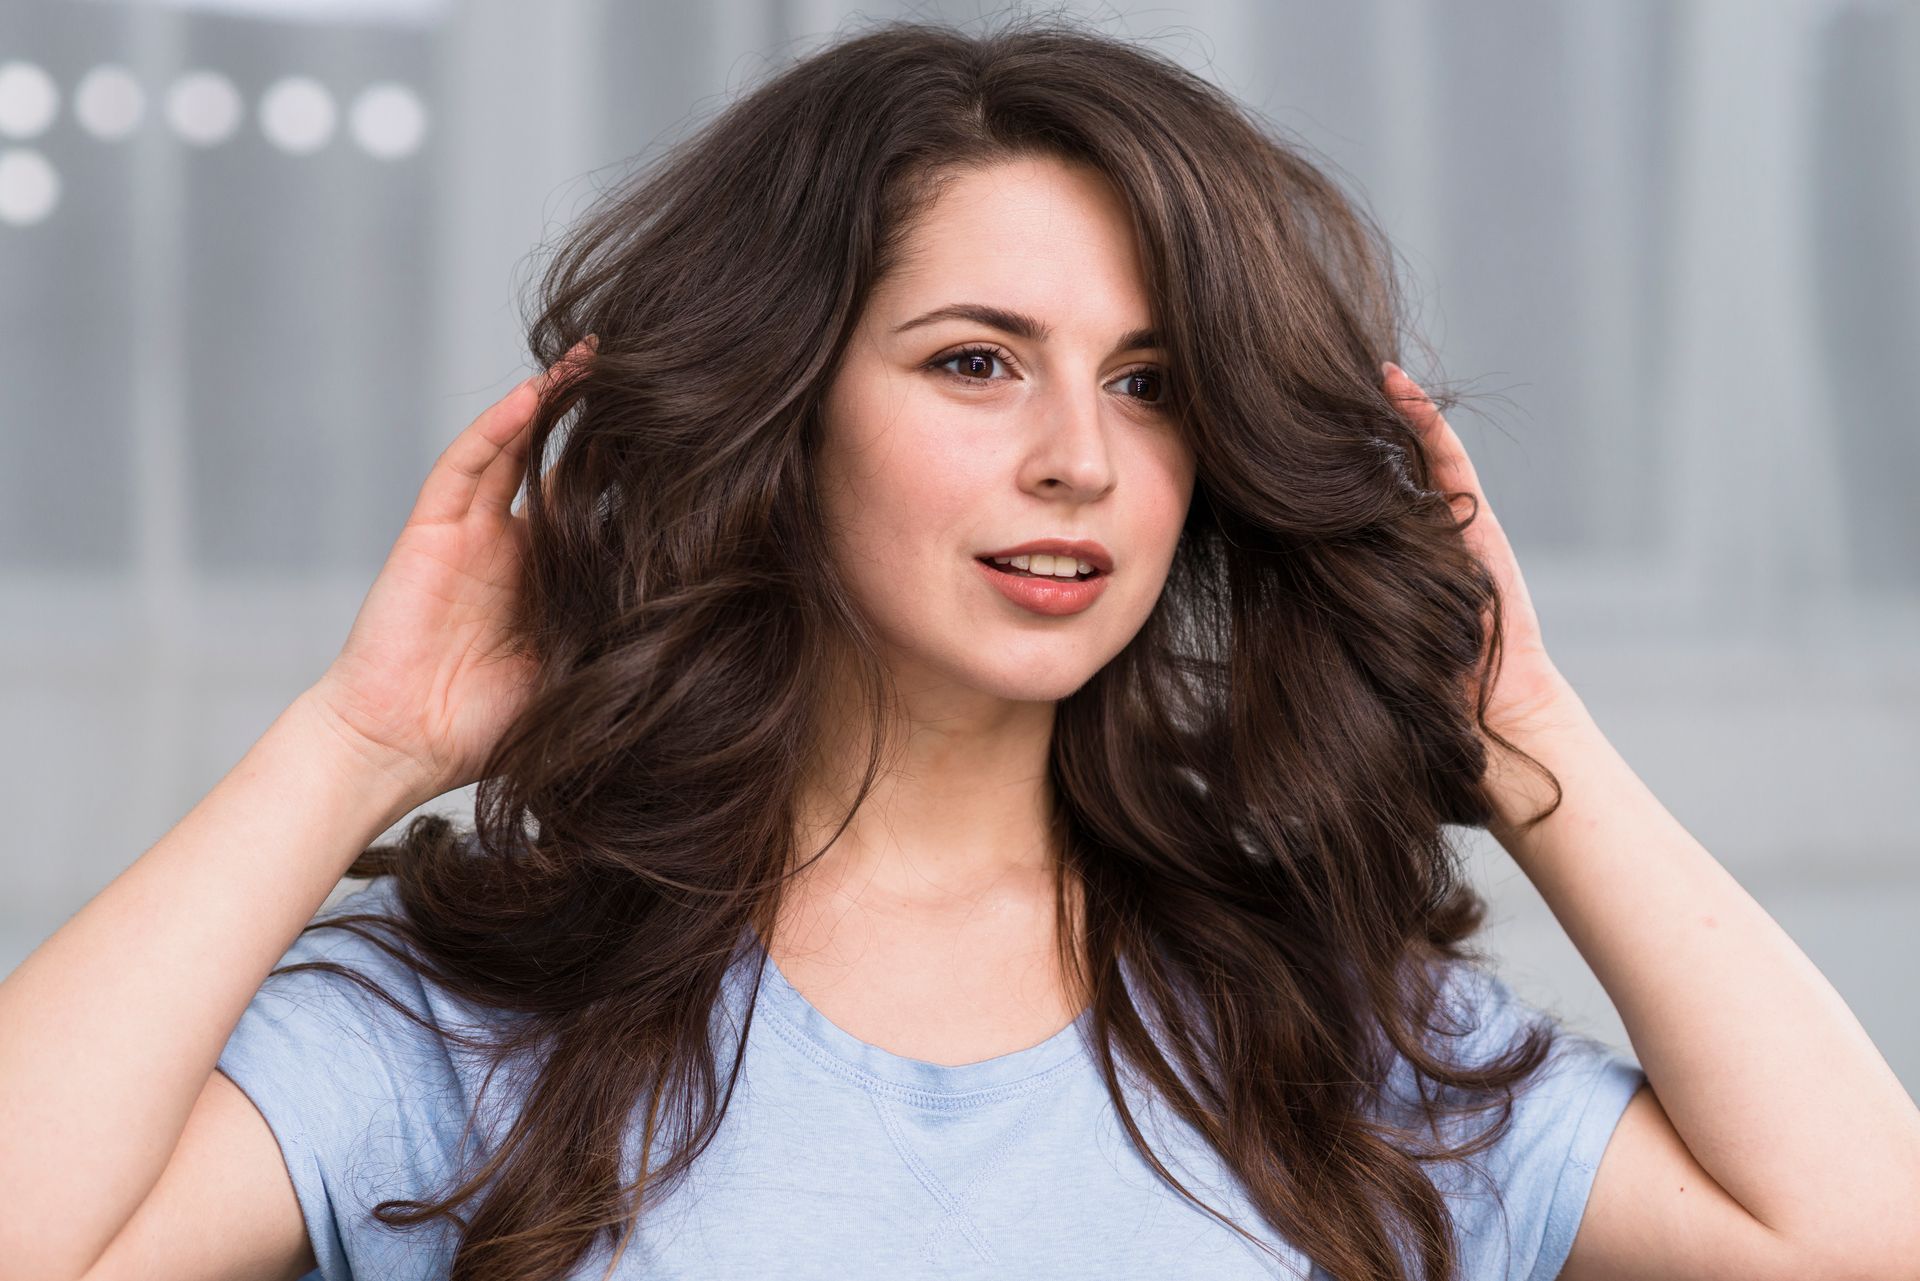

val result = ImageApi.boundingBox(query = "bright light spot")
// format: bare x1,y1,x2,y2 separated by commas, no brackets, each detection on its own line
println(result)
0,61,60,139
0,148,61,225
74,65,146,140
165,70,241,146
348,82,426,160
259,76,335,154
70,0,451,29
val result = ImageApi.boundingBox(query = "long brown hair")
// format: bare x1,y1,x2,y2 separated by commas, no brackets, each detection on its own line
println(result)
282,13,1567,1280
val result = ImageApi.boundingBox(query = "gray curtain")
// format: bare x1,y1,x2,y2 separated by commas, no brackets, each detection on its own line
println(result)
2,0,1915,1092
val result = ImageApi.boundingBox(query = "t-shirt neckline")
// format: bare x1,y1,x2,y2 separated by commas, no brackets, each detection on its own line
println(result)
736,925,1093,1101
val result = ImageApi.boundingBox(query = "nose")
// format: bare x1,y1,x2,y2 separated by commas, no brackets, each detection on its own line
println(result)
1018,381,1116,500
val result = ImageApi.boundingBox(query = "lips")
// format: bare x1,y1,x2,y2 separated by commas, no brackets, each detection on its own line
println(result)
982,560,1089,580
973,554,1110,616
974,538,1114,575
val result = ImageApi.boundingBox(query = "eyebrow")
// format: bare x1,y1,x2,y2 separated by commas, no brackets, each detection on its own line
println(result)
892,302,1161,355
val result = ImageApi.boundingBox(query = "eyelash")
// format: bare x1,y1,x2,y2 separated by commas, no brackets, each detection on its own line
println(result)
925,343,1173,410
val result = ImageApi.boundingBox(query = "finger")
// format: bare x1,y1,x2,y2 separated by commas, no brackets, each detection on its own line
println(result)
470,391,541,520
1382,362,1487,506
1387,371,1528,633
477,337,597,517
414,337,597,527
1381,361,1452,447
551,334,598,382
411,376,544,527
470,356,577,520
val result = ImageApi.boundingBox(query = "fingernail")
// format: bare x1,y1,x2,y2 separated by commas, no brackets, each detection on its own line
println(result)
1381,360,1402,380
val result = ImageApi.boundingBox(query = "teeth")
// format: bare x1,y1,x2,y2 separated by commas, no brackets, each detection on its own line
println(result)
988,554,1096,578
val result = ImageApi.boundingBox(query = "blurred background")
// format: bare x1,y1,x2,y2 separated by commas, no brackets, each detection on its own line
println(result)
1,0,1915,1096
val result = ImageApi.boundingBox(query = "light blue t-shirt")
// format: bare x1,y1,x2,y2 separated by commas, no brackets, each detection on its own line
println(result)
217,877,1645,1280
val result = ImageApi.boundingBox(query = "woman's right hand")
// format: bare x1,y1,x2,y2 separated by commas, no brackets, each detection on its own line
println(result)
304,339,596,800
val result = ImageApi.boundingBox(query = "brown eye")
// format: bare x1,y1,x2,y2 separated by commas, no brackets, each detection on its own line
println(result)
930,345,1014,382
1110,367,1172,408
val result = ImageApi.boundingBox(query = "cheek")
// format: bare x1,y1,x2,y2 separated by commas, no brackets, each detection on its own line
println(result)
1129,434,1198,551
827,430,982,550
818,368,972,538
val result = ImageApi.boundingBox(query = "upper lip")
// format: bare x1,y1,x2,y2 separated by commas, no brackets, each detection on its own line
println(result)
977,538,1113,575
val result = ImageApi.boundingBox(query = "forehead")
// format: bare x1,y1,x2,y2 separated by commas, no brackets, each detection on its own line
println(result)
873,157,1152,324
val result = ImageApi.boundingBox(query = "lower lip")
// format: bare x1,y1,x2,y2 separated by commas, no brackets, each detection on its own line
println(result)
974,558,1110,616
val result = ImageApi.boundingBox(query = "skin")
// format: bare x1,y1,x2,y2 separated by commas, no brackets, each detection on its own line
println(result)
110,133,1901,1273
762,155,1920,1265
758,153,1920,1281
769,154,1196,1065
1382,365,1920,1276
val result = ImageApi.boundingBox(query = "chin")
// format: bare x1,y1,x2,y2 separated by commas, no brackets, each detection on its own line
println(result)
962,657,1105,704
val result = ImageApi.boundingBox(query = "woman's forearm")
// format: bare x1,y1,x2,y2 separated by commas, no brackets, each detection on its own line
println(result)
1482,688,1920,1252
0,689,431,1281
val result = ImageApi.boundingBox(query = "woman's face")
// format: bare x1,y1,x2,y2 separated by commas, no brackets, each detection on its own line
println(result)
815,154,1197,704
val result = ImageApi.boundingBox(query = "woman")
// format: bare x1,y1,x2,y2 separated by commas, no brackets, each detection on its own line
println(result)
5,16,1916,1281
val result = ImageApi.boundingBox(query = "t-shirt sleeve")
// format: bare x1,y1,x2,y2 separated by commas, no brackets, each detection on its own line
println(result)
1406,960,1648,1281
215,877,498,1281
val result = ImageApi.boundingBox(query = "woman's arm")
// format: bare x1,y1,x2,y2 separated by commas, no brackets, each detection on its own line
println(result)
0,691,429,1281
1485,687,1920,1278
1379,361,1920,1276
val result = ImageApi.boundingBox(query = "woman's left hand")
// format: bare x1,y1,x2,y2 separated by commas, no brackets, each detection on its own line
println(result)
1381,361,1581,741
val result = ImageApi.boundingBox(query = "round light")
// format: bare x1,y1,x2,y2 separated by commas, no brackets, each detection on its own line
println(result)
0,60,60,139
348,82,427,160
74,65,146,140
0,147,61,225
165,71,242,146
260,76,336,154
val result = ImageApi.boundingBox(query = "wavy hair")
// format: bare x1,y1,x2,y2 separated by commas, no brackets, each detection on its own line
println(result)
278,13,1567,1280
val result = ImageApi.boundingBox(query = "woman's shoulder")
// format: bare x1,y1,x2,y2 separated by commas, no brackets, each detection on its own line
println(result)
1380,956,1648,1278
216,874,510,1278
1373,956,1633,1107
220,874,526,1117
257,877,445,1018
